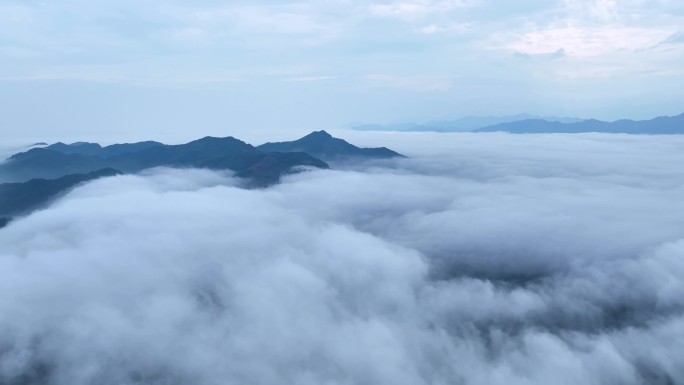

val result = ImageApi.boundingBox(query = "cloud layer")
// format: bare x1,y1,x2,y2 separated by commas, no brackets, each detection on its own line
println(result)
1,133,684,384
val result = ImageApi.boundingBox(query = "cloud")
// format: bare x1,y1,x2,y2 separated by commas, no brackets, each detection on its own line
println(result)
172,27,211,43
283,75,337,82
364,74,452,91
369,0,476,20
663,31,684,44
417,22,471,34
1,132,684,383
234,6,334,36
562,0,621,22
504,25,674,58
483,0,684,84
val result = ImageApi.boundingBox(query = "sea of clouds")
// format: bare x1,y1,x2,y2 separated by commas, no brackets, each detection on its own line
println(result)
1,132,684,385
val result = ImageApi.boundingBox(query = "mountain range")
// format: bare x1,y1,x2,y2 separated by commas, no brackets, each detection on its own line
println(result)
2,137,327,184
353,113,684,134
352,114,585,132
0,131,403,228
474,113,684,134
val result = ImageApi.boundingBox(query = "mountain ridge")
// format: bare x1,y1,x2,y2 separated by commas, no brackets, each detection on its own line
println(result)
0,131,403,227
0,168,123,228
475,113,684,134
1,135,331,185
351,114,585,132
257,130,404,160
47,140,163,158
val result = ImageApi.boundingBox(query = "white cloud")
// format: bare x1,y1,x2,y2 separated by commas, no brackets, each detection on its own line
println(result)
2,133,684,383
172,27,210,43
417,22,471,34
365,74,453,91
235,7,332,35
482,0,684,84
0,4,36,22
369,0,476,20
663,31,684,44
505,25,674,58
284,75,337,82
563,0,621,21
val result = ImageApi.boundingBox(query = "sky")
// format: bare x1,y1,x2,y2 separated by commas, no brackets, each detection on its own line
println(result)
1,0,684,140
2,132,684,384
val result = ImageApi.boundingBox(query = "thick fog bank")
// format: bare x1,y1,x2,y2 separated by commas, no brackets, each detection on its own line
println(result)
2,133,684,385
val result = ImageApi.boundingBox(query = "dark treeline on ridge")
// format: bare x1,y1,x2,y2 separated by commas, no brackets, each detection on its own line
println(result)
0,131,403,228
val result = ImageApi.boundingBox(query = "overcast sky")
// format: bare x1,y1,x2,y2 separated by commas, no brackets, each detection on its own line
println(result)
1,0,683,140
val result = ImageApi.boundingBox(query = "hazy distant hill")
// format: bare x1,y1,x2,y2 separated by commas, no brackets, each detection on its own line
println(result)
352,114,584,132
476,113,684,134
0,168,122,228
257,130,404,160
3,148,111,181
47,141,163,157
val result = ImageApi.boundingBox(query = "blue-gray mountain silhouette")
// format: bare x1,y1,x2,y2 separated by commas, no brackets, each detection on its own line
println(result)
3,148,110,182
352,114,584,132
0,168,122,228
475,113,684,134
257,130,404,160
0,131,403,227
47,141,163,157
1,137,329,185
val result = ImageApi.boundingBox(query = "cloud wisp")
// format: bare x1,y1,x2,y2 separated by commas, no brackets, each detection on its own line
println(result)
1,133,684,384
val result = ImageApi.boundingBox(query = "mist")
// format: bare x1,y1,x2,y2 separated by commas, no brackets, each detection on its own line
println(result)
1,133,684,384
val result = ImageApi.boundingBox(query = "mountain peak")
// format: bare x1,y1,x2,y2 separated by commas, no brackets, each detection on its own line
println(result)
186,136,252,149
306,130,333,139
257,131,404,160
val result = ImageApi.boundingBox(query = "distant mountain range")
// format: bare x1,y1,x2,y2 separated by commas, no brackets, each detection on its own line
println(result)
352,113,684,134
0,131,403,228
352,114,585,132
475,113,684,134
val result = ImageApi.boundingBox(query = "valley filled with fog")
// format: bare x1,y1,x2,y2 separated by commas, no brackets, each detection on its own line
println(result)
2,132,684,384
